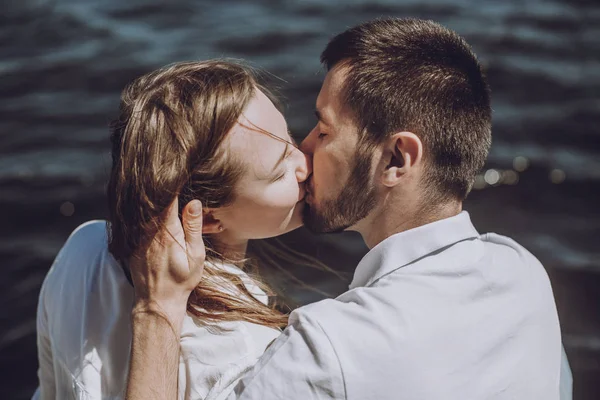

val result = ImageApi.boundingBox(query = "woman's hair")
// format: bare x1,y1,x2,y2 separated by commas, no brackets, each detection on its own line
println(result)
107,60,289,328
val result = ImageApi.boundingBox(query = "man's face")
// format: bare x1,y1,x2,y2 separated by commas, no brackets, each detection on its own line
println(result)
300,65,378,233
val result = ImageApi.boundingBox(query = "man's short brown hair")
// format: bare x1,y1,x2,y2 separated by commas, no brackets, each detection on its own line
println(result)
321,18,492,201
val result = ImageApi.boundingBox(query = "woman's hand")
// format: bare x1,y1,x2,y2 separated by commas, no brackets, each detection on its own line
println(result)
129,198,206,331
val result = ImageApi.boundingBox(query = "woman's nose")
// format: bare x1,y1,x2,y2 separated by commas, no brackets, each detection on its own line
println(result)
296,150,312,183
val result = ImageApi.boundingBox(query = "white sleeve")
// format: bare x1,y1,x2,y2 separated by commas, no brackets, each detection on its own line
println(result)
559,344,573,400
229,310,346,400
32,280,56,400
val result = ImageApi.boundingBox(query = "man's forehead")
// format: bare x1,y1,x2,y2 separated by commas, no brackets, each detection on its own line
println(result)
317,64,352,121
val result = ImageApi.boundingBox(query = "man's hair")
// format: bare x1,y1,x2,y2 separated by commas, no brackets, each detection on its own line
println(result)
321,18,492,201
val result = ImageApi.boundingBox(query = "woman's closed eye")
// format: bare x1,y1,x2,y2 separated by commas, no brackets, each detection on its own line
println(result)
272,170,287,182
318,132,328,139
269,144,294,182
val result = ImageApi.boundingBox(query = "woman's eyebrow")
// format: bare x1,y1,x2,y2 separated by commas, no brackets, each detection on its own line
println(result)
272,143,291,171
239,120,295,147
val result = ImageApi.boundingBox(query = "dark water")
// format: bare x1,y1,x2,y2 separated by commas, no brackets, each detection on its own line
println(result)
1,0,599,399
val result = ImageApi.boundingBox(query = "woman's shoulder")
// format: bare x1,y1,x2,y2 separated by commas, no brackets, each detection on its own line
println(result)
37,220,136,397
41,220,118,302
47,218,103,261
48,220,108,271
61,220,109,252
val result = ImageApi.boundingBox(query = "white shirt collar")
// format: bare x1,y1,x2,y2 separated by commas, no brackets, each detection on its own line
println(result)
349,211,479,289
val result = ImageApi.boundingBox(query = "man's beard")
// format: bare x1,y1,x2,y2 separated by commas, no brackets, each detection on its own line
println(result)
303,146,377,233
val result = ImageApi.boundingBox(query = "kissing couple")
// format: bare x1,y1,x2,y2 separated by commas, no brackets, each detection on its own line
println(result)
34,18,571,400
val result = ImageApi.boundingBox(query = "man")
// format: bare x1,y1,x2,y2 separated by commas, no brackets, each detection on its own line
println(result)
127,18,568,399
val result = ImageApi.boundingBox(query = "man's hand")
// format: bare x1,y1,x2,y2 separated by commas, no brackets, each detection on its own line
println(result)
129,198,206,330
126,199,204,400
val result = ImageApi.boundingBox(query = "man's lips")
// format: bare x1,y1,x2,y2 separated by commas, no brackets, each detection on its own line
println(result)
298,187,306,203
306,176,314,194
303,177,314,203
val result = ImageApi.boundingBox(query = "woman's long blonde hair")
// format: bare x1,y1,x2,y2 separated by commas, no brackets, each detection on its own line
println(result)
107,60,292,328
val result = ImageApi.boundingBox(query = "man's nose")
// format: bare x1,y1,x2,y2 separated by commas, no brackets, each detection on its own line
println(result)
299,128,316,155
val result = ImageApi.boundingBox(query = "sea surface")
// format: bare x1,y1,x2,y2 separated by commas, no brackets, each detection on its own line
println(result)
1,0,599,399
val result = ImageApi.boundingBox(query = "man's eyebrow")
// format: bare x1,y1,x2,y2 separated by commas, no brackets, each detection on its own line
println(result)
315,109,330,126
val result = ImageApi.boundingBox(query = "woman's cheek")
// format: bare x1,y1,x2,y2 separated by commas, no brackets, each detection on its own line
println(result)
271,187,299,209
260,180,297,207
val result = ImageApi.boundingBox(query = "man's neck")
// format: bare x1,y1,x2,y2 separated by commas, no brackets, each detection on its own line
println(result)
355,197,463,249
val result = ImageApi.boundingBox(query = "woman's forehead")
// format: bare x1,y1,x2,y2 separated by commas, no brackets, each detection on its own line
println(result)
227,124,288,178
224,88,294,174
245,89,286,131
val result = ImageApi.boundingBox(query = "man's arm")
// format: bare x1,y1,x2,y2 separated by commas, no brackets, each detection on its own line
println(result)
126,309,182,400
125,199,205,400
229,308,345,400
126,198,345,400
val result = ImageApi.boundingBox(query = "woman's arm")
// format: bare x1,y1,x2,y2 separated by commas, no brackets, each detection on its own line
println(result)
125,199,206,400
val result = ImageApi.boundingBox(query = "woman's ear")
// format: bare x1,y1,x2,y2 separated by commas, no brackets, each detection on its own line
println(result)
381,131,423,188
202,209,224,234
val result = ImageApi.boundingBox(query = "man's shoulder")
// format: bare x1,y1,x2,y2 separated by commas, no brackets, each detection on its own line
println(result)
479,232,543,265
288,293,407,351
478,232,553,293
287,298,356,347
288,298,339,332
282,295,420,396
289,296,363,323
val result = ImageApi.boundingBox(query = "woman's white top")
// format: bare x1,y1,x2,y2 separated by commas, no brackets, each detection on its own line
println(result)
32,220,280,400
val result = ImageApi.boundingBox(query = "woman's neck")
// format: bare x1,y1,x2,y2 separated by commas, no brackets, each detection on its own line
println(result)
213,235,249,260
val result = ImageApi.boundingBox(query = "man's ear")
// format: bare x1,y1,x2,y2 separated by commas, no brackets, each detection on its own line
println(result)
201,209,224,234
381,131,423,187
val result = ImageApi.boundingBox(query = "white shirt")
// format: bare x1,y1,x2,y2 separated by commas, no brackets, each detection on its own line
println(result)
32,220,280,400
229,212,564,400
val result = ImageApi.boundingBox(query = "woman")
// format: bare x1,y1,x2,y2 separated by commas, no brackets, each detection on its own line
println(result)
33,60,312,399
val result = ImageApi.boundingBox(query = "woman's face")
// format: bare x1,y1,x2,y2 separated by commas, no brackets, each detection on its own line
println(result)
213,89,310,242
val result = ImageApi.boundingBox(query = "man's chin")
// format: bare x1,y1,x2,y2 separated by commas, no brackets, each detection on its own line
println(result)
302,203,347,234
